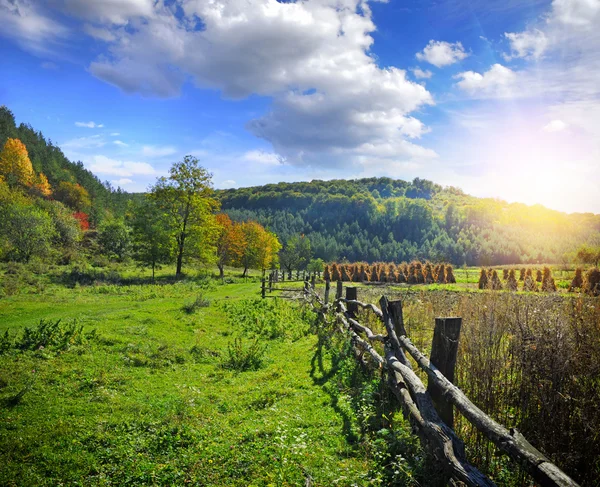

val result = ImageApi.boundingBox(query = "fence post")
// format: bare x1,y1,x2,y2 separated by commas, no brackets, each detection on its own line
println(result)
324,279,331,304
427,317,462,429
336,280,343,300
296,270,300,280
268,273,273,293
261,278,266,299
303,280,309,297
346,287,358,317
311,275,316,289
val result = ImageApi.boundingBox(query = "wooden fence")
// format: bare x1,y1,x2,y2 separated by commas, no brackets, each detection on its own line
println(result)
263,279,580,487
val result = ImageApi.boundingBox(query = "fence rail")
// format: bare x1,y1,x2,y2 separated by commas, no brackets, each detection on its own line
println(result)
264,279,580,487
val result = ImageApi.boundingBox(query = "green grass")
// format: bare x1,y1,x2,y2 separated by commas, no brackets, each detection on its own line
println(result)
0,264,425,486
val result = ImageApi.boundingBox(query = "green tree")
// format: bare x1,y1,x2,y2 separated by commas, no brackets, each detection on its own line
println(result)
307,258,324,275
576,245,600,267
150,156,219,277
130,198,173,281
279,235,312,278
98,218,131,261
240,221,281,276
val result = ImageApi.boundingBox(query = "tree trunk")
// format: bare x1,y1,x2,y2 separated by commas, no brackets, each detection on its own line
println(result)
218,264,224,279
152,262,155,283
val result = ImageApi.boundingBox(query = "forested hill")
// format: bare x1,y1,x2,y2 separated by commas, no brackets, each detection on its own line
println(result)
219,179,600,266
0,106,129,224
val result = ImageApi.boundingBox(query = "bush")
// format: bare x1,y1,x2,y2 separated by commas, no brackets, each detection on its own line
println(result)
0,319,90,355
221,337,267,372
221,298,310,340
181,294,211,314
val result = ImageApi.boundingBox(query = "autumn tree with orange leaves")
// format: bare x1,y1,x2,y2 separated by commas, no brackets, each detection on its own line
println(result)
215,213,246,279
0,138,34,187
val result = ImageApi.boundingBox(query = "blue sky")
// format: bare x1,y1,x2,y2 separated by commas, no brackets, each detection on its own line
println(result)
1,0,599,213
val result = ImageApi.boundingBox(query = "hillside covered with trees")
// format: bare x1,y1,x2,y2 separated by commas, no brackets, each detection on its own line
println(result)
220,179,600,266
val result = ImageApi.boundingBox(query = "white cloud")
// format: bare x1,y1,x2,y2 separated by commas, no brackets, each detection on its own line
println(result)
504,29,548,60
550,0,600,27
87,155,157,177
110,132,120,136
142,145,177,158
83,23,116,41
542,119,568,132
75,121,103,128
60,0,154,25
455,64,517,96
0,0,69,55
111,178,133,186
411,67,432,79
221,179,236,187
81,0,434,168
415,40,469,67
62,134,106,150
113,140,128,146
243,150,284,165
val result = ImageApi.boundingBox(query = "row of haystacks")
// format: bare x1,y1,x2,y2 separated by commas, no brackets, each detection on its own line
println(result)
478,267,558,292
569,267,600,296
323,261,456,284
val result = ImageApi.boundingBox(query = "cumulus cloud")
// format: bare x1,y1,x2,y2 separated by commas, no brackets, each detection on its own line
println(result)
550,0,600,27
504,29,548,60
455,64,516,96
62,134,106,150
75,121,103,128
87,155,157,177
542,119,568,132
113,140,128,146
411,67,433,79
111,178,133,186
243,150,284,165
0,0,68,55
59,0,154,25
415,40,469,67
80,0,434,167
142,145,177,157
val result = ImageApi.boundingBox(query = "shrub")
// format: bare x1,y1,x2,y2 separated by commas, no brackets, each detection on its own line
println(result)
181,294,211,314
221,337,267,372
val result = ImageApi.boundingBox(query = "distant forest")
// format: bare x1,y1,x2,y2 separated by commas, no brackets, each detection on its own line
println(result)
2,104,598,267
220,179,600,266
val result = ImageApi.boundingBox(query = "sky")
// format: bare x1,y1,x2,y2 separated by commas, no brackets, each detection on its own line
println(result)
0,0,599,214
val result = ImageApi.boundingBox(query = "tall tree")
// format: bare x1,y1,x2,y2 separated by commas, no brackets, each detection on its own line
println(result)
240,221,281,276
0,138,34,187
150,156,219,277
215,213,246,279
279,234,312,278
130,197,173,281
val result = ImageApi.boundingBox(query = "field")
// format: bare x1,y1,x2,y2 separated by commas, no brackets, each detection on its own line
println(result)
1,263,599,486
0,263,427,486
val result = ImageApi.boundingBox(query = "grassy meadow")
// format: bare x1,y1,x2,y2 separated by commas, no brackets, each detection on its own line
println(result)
0,263,426,486
1,262,598,486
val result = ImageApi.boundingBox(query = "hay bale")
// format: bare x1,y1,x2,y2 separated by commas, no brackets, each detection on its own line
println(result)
507,269,518,291
502,269,509,280
436,264,446,284
569,268,584,292
478,268,489,290
523,275,538,292
331,263,341,281
341,265,352,282
423,262,434,284
490,270,503,290
541,267,557,292
369,266,379,282
536,269,543,282
445,265,456,284
519,268,526,281
323,265,331,281
583,268,600,296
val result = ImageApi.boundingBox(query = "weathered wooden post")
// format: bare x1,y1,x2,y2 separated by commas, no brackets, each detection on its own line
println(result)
296,270,300,280
268,273,273,292
261,278,266,299
427,317,462,428
336,280,343,300
346,287,358,317
324,279,331,304
303,280,309,296
311,275,316,289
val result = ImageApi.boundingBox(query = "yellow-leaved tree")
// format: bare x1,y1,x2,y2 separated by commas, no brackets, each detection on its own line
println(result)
0,138,34,187
32,172,52,197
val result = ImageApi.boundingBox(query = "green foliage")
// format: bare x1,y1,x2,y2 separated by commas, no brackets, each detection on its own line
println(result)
0,318,88,354
98,218,131,260
181,293,211,313
221,337,267,372
221,298,311,340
